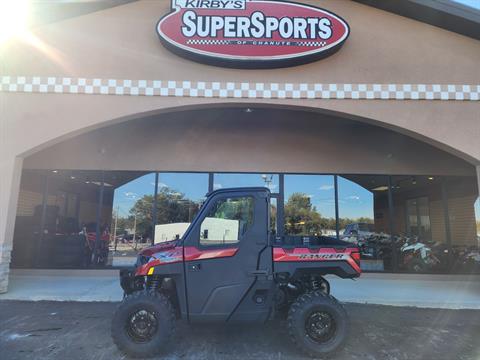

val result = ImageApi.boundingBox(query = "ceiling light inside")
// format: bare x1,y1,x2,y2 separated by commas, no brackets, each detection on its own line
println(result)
371,186,389,191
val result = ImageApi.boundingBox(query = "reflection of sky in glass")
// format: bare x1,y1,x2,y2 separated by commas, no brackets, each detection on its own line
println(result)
475,198,480,235
285,175,335,218
451,0,480,9
113,173,378,219
113,174,155,217
337,177,374,219
214,173,279,192
113,173,208,216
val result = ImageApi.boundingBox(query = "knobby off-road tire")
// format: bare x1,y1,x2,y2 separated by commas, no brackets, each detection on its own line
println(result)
287,290,348,358
111,290,175,358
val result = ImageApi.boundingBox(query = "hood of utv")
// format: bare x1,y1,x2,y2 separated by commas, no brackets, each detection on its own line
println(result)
135,240,178,267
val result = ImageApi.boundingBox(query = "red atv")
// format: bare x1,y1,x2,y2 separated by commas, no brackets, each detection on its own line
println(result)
112,187,361,358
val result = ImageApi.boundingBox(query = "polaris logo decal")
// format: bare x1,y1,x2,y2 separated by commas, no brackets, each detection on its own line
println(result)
156,0,350,68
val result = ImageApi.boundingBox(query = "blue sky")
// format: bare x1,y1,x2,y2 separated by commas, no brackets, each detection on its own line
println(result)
451,0,480,9
113,173,374,219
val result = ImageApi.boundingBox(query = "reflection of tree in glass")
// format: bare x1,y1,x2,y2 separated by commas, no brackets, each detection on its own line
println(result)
285,193,323,235
270,202,277,233
285,193,374,235
123,187,201,238
210,198,253,225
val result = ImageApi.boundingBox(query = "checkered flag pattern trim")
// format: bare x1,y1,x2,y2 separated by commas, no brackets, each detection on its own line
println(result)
186,39,232,45
296,41,327,47
0,77,478,101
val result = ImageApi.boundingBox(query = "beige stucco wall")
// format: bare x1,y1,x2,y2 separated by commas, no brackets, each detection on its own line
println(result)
1,0,480,291
22,107,476,176
0,0,479,162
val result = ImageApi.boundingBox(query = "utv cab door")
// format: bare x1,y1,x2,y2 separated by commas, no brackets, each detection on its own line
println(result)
183,188,273,323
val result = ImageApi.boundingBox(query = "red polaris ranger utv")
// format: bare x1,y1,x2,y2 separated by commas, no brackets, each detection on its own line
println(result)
112,187,361,358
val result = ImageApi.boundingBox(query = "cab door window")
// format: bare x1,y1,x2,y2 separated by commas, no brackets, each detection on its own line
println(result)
200,197,254,246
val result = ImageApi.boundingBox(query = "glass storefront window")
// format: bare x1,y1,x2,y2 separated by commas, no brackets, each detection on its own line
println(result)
284,175,335,237
476,198,480,245
270,197,278,235
337,176,375,237
153,173,208,244
213,173,279,193
111,172,155,266
11,170,480,276
338,175,388,271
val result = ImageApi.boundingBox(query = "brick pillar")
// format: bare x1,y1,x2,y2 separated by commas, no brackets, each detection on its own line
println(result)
0,157,23,293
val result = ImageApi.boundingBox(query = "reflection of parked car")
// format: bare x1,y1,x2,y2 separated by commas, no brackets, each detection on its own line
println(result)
342,223,375,242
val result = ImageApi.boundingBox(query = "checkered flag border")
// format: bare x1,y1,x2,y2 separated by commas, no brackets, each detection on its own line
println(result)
296,41,327,47
186,39,231,45
0,76,478,101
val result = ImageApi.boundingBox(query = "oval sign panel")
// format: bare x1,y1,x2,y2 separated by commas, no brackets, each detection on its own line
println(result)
157,0,350,68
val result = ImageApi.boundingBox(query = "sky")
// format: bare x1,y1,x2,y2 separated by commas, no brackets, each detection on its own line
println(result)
113,173,374,219
451,0,480,9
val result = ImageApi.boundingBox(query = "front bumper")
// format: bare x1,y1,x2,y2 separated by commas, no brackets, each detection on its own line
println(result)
119,268,137,295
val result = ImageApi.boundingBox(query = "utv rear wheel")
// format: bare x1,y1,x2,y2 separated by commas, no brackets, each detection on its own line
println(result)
111,290,175,358
287,291,348,358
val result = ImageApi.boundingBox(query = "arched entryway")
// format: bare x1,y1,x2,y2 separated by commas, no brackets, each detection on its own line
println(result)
11,105,479,274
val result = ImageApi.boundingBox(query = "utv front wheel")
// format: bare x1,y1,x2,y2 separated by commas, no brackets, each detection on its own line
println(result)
112,290,175,358
287,291,348,358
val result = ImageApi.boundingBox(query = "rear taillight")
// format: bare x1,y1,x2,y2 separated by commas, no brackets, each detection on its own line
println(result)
351,251,361,265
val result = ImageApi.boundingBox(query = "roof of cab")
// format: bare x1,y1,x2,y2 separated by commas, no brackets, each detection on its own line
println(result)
206,187,271,197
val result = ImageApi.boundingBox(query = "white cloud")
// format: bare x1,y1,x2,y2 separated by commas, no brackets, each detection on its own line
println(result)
306,194,315,198
150,182,168,188
124,192,138,199
347,195,360,200
213,183,223,189
319,185,334,191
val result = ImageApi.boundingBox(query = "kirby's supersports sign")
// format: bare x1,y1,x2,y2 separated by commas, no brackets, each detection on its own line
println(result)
156,0,350,68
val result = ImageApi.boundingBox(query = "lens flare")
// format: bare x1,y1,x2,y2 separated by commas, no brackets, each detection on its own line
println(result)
0,0,30,44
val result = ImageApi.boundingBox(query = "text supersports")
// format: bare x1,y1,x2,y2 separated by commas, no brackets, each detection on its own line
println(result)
181,11,333,40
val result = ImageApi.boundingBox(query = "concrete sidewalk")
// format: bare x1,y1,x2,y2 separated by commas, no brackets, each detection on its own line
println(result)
1,269,480,309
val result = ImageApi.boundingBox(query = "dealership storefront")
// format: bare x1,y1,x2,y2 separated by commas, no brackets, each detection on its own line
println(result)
0,0,479,293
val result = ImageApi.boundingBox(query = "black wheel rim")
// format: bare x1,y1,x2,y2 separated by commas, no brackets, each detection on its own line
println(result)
305,310,336,344
126,309,158,343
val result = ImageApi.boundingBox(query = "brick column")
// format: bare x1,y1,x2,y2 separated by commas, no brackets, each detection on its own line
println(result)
0,157,23,293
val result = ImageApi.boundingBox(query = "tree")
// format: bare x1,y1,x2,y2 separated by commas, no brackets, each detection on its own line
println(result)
128,187,201,238
283,193,374,236
284,193,323,235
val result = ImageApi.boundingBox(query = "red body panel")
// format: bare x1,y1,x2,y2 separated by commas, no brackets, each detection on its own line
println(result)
273,247,361,274
136,243,360,276
135,246,239,276
139,240,178,257
184,246,238,261
135,246,184,276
